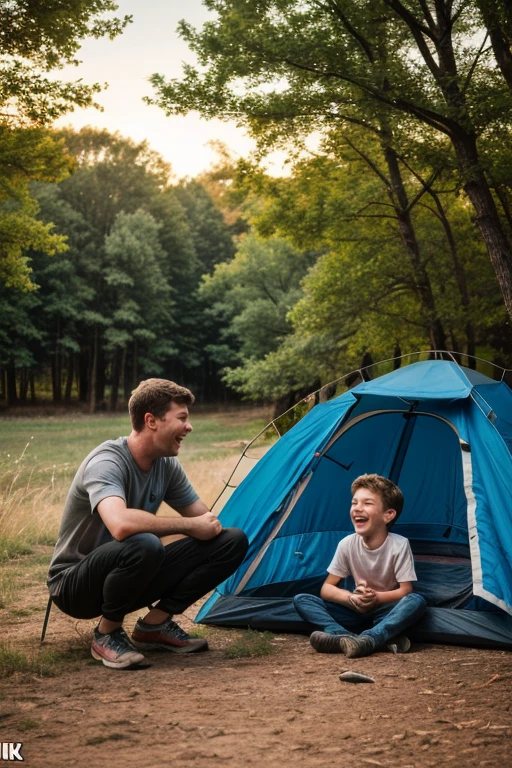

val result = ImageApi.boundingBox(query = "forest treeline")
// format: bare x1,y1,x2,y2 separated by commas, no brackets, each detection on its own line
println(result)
1,1,512,411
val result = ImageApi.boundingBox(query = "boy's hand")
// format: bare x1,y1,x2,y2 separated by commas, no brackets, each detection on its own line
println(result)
349,584,378,613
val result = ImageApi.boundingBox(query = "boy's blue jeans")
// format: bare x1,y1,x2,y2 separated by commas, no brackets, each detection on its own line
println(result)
293,592,427,647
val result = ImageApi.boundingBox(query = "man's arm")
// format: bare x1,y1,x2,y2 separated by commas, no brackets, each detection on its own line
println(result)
97,496,222,542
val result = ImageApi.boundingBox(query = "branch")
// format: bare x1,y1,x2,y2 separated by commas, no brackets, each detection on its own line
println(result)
462,32,490,95
342,133,391,189
382,0,441,78
312,0,376,63
279,56,459,136
418,0,437,32
393,152,443,213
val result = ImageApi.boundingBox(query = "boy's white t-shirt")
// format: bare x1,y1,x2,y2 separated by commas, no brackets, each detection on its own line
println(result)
327,532,416,591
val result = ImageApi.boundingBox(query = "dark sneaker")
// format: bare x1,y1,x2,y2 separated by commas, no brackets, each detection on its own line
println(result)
339,634,376,658
91,627,146,669
386,635,411,654
310,631,348,653
132,617,208,654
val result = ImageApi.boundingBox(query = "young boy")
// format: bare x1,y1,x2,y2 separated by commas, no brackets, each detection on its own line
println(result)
293,474,427,658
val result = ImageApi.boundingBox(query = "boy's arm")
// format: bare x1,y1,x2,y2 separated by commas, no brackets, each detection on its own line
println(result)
319,573,355,607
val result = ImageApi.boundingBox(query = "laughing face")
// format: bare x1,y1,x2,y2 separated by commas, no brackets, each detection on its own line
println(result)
153,401,193,457
350,487,396,543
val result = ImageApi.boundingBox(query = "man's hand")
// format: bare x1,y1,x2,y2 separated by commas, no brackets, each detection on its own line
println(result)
186,511,222,540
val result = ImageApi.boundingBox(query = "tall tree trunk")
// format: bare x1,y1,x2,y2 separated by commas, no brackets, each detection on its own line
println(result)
132,339,138,391
119,346,127,403
64,355,74,401
78,350,88,402
477,0,512,92
51,352,62,402
452,131,512,321
19,368,29,401
383,144,446,349
6,363,17,405
96,345,106,407
109,349,120,411
29,370,36,401
385,0,512,324
425,186,476,361
52,322,62,402
89,326,98,414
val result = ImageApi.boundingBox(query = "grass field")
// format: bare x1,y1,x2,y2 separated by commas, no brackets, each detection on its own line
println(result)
0,405,273,561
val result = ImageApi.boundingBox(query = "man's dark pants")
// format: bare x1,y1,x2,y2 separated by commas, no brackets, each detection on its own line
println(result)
52,528,248,622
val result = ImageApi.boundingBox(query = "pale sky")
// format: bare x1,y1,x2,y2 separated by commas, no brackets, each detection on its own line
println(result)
55,0,259,179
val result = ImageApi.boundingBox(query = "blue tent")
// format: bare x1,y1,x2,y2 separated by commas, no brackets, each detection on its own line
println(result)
196,360,512,648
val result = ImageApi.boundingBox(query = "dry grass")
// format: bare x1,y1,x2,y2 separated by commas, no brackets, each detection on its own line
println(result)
0,407,273,559
0,444,64,560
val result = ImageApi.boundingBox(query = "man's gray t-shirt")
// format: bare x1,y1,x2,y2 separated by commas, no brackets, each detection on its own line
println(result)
47,437,198,595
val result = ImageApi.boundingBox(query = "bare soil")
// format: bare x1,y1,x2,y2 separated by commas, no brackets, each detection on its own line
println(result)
2,578,511,768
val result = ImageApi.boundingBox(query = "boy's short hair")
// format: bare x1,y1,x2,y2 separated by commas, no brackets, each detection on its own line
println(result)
351,474,404,525
129,378,195,432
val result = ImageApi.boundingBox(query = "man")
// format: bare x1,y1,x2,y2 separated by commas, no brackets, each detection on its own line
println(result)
47,379,248,669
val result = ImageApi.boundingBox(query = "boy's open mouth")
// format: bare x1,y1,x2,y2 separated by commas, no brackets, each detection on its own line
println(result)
353,516,368,523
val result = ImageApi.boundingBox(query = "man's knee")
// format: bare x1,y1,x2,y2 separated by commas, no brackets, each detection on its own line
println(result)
221,527,249,557
123,532,165,565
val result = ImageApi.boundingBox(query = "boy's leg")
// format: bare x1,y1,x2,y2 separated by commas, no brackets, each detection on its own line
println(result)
294,594,376,654
293,593,362,636
361,593,427,648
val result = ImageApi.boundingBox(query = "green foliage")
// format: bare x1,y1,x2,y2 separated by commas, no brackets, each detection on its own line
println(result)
0,1,131,126
0,3,130,293
200,232,317,386
2,127,239,405
216,132,506,400
0,125,69,290
149,0,512,330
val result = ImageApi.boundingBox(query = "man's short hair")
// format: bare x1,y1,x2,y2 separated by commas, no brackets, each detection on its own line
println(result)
351,474,404,524
129,379,195,431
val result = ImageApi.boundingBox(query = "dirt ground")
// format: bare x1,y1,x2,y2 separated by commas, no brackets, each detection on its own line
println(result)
2,577,511,768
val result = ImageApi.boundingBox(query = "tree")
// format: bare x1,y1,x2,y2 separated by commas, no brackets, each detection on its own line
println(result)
0,2,131,292
19,128,238,406
216,144,504,400
149,0,512,324
0,125,69,290
0,0,130,126
200,232,318,393
103,210,174,410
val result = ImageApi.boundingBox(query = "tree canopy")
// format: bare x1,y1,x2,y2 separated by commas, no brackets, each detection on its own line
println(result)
1,0,130,126
149,0,512,323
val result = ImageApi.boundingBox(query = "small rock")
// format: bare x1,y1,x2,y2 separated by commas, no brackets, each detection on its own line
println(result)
339,671,375,684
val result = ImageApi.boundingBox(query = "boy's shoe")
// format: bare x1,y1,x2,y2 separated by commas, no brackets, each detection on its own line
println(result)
310,631,346,653
91,626,146,669
339,634,376,658
131,617,208,653
386,635,411,654
310,631,375,657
